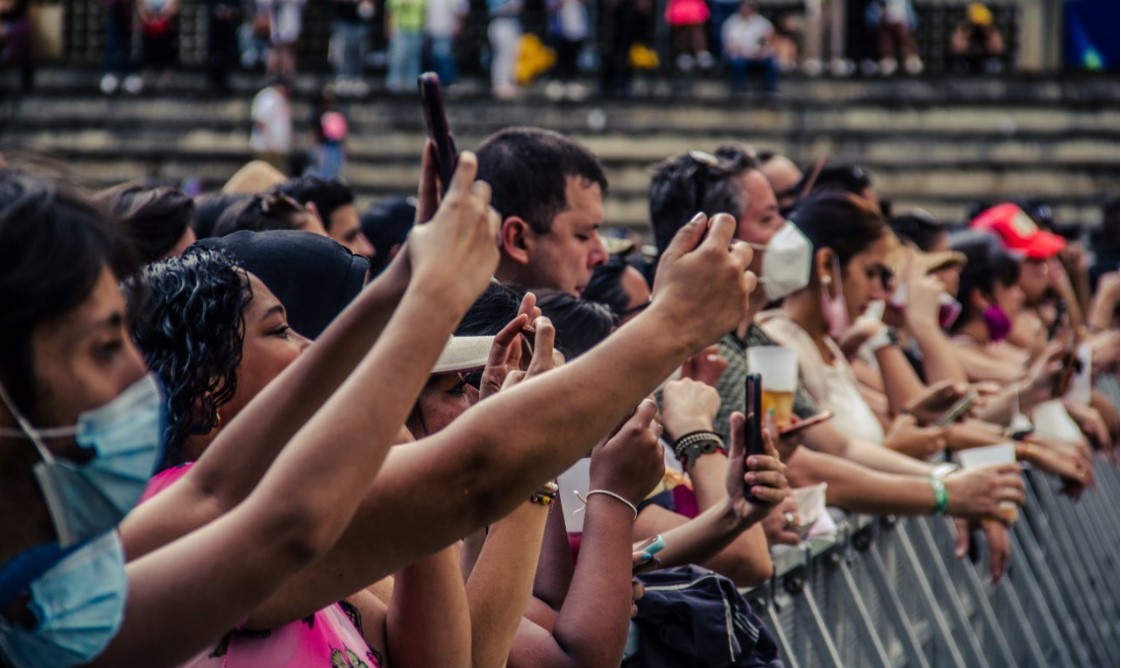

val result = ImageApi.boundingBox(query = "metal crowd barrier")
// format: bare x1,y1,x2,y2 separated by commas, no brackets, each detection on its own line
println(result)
746,458,1120,668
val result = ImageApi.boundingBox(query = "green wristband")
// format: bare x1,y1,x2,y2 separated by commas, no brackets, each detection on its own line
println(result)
930,476,949,515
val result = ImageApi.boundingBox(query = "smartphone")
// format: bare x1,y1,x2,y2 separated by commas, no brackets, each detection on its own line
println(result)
778,410,834,437
934,390,978,428
417,72,458,195
1046,300,1067,342
744,374,764,457
1053,349,1082,398
633,534,666,572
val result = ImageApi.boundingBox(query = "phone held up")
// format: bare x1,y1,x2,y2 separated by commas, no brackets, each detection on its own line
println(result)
417,72,458,196
744,373,764,502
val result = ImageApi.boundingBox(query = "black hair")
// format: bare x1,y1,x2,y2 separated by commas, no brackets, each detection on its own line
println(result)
456,282,526,337
360,196,416,276
803,163,872,198
890,208,949,252
475,127,608,234
582,256,631,318
536,290,617,360
948,230,1021,332
0,173,136,419
98,183,195,265
649,147,760,257
271,176,355,231
126,247,252,469
193,193,252,240
212,193,309,237
789,190,888,271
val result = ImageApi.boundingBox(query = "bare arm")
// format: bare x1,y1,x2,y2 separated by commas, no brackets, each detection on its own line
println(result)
465,501,550,668
226,214,757,628
387,546,472,668
95,158,503,667
801,420,934,477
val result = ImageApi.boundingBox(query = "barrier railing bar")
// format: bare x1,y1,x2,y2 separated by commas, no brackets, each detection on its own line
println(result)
1030,471,1120,654
1004,530,1080,665
905,519,992,668
992,578,1049,667
761,597,802,668
1022,476,1116,666
865,540,932,668
894,521,970,668
795,583,845,668
836,556,893,667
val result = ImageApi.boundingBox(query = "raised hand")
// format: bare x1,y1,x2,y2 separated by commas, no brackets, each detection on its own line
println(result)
944,463,1025,522
478,293,544,399
885,415,948,459
406,151,501,311
649,213,756,353
902,380,971,426
588,399,666,508
680,345,729,388
726,412,789,526
500,316,559,392
660,378,721,441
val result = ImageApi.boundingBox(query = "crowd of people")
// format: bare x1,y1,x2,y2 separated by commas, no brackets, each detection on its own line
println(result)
5,0,1009,98
0,119,1116,667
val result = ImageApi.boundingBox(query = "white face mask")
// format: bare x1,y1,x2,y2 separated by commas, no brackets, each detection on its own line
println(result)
751,222,813,302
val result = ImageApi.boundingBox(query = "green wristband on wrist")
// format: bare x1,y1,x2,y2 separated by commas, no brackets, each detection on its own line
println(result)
930,476,949,515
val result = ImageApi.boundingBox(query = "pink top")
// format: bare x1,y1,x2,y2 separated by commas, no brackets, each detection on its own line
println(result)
141,464,381,668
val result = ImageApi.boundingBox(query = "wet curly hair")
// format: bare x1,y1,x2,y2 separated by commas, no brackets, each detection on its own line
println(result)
126,247,252,469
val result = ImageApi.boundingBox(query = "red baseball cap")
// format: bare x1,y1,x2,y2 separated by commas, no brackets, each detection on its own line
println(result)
970,202,1065,259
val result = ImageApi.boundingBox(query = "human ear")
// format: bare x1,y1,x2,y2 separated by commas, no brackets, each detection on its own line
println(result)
499,217,533,266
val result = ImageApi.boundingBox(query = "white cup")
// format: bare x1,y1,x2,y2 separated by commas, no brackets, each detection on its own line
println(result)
955,443,1019,522
747,346,799,392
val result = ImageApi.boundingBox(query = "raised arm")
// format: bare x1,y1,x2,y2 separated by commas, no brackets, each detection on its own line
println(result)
94,155,502,667
122,145,450,560
217,212,757,627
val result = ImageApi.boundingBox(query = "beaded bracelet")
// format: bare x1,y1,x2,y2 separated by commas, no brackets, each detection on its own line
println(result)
673,430,727,468
530,481,560,506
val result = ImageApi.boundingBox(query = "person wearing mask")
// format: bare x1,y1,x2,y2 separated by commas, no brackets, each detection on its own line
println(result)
487,0,523,99
271,176,376,258
647,150,1028,581
476,127,609,296
97,183,197,264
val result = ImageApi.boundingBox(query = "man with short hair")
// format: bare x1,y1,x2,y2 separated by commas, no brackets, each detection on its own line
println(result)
476,127,609,295
758,151,802,215
272,176,375,257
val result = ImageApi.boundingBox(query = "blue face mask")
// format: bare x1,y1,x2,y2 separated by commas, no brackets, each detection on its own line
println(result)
0,373,166,547
0,532,127,668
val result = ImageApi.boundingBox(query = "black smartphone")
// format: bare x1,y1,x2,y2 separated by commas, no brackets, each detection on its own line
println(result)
1046,300,1067,342
417,72,458,196
744,374,764,501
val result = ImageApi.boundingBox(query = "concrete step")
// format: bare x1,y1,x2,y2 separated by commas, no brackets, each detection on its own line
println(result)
6,66,1119,107
11,128,1118,168
8,94,1120,136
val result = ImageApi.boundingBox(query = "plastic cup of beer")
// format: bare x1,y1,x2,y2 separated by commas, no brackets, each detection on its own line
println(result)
747,346,799,429
957,443,1019,523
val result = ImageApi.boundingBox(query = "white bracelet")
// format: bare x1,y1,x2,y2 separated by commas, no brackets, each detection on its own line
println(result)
584,489,639,520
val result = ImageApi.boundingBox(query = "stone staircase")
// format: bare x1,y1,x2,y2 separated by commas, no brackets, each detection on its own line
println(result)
1,67,1117,231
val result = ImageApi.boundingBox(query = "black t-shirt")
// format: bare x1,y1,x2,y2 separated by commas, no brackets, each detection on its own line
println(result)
333,0,361,22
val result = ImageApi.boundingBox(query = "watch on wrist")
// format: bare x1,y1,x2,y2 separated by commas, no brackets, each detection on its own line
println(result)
867,326,900,353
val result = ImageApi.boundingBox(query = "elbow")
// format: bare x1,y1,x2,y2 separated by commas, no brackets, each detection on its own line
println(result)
266,500,344,570
724,554,774,589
